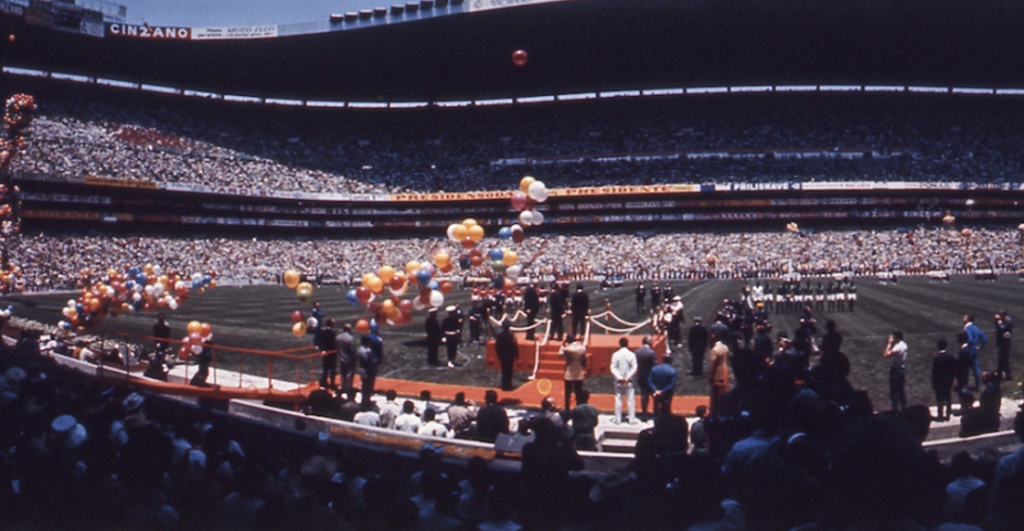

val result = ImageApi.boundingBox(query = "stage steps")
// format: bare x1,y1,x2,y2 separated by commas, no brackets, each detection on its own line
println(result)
596,418,648,454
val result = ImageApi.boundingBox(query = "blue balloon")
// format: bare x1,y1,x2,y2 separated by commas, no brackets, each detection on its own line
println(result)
491,275,504,288
498,227,512,240
489,248,504,261
202,274,212,284
346,289,359,305
428,280,439,290
128,266,139,276
192,280,202,289
459,257,471,270
416,269,432,285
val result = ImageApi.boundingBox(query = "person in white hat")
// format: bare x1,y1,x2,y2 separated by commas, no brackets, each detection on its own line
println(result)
51,414,88,450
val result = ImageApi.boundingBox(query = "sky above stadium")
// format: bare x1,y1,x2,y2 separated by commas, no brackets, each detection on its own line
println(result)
120,0,370,26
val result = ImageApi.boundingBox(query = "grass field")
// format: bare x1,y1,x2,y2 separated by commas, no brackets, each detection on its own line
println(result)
4,276,1024,409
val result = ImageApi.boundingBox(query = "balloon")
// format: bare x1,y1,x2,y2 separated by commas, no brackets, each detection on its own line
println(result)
519,210,534,226
520,176,535,194
531,210,544,226
283,269,300,289
506,265,522,281
367,275,384,294
412,297,426,311
356,286,372,303
511,225,525,243
435,251,450,268
527,180,548,202
786,222,799,233
187,320,203,334
200,322,213,337
355,319,371,334
489,248,504,261
429,290,444,308
491,261,507,274
961,228,972,237
389,281,408,296
296,284,313,305
399,299,413,313
405,260,421,275
462,218,478,228
191,343,203,355
306,317,319,329
461,237,476,250
389,273,407,291
511,191,528,212
468,224,485,242
292,321,307,337
446,223,460,241
470,254,484,267
382,299,396,314
189,332,202,345
291,310,304,323
459,256,471,270
452,224,468,242
428,280,439,291
439,262,455,274
438,280,453,294
512,49,528,66
347,289,360,305
498,226,512,240
503,250,518,267
416,268,433,286
378,265,395,284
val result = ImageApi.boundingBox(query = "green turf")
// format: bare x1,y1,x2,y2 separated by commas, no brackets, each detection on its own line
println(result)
4,276,1023,409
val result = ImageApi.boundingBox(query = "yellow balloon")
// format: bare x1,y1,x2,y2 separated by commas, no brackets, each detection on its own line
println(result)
283,269,300,289
462,218,478,228
292,321,307,337
405,260,421,275
368,276,384,294
502,249,518,267
361,273,377,289
435,251,450,268
296,285,313,305
452,224,468,241
378,265,395,284
468,224,485,242
535,378,551,395
187,320,202,334
382,299,396,313
520,176,536,194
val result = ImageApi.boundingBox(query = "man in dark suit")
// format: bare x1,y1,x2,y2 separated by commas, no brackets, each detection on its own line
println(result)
548,283,566,341
634,336,658,419
570,283,590,338
494,321,518,391
523,280,540,340
995,310,1013,380
931,338,958,421
650,283,661,310
475,389,509,443
424,307,442,366
442,305,462,368
688,317,710,376
635,282,646,315
152,314,170,354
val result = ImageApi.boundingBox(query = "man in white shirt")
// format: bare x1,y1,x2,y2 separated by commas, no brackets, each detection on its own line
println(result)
609,337,638,424
394,400,422,433
378,389,401,429
884,330,908,412
353,403,381,427
418,408,449,438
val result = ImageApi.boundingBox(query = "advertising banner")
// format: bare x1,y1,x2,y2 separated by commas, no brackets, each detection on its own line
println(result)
191,25,278,40
106,23,190,39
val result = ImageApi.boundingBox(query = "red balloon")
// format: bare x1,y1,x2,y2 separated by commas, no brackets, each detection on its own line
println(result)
399,299,413,313
355,319,370,334
512,49,528,66
470,255,484,267
461,237,475,250
511,226,525,244
511,191,528,211
356,286,372,303
291,310,304,323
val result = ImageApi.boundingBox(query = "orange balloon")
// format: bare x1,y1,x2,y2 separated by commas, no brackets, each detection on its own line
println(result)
435,251,450,268
468,225,485,242
452,224,468,241
368,276,384,294
438,280,453,294
462,218,478,228
382,299,396,313
502,250,518,266
187,320,203,334
361,273,377,289
200,322,213,337
378,265,395,284
292,321,307,337
283,269,300,289
355,319,371,334
520,176,536,194
405,261,421,275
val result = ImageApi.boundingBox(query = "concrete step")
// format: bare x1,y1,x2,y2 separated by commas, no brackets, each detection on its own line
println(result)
600,427,643,441
599,438,637,454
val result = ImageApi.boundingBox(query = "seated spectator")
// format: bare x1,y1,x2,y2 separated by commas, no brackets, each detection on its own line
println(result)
475,390,509,443
444,392,476,439
989,409,1024,531
353,402,382,427
394,400,422,434
418,409,449,438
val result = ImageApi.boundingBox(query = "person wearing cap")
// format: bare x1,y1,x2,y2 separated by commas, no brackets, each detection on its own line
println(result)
442,305,461,368
50,414,88,451
667,295,685,347
494,320,518,391
424,307,442,366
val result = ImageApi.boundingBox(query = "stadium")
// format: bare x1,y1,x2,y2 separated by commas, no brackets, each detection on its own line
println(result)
1,0,1024,529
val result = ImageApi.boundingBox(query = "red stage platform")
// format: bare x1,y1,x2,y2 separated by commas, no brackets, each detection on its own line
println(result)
485,333,668,381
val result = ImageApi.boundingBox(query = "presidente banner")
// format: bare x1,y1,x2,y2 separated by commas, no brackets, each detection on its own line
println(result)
191,25,278,40
106,23,191,39
83,175,159,190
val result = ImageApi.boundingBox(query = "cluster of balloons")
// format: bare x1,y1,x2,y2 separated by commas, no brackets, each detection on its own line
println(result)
345,261,438,327
0,263,20,293
290,309,324,337
283,269,315,305
483,246,524,290
446,218,486,250
57,264,216,332
511,176,548,227
177,320,213,358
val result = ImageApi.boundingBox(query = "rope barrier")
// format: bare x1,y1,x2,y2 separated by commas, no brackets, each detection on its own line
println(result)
587,317,651,335
589,309,649,328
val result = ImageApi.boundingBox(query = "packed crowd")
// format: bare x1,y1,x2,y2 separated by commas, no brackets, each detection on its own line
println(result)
7,225,1021,290
3,325,1024,531
10,87,1024,194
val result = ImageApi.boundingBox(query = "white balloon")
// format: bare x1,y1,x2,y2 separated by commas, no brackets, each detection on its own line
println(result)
532,210,544,225
152,265,162,276
132,293,142,302
152,284,164,297
412,297,426,311
389,283,408,296
306,317,319,329
62,307,71,318
168,299,179,311
143,285,155,296
133,284,143,293
519,210,534,226
511,224,523,233
528,181,548,202
506,265,522,281
67,299,76,309
191,344,203,355
192,272,202,281
446,223,458,242
429,290,444,308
